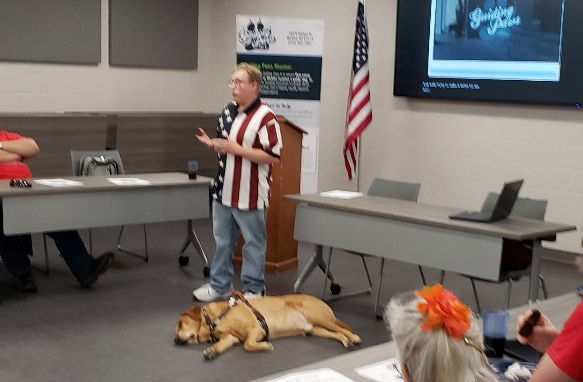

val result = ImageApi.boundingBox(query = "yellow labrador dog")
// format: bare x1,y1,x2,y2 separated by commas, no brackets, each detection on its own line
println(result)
174,293,361,360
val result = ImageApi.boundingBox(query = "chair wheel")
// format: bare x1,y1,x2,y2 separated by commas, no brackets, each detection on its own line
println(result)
330,283,341,295
178,255,190,266
203,266,211,277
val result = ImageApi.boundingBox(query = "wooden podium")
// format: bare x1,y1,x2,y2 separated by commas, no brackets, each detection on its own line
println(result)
233,116,306,273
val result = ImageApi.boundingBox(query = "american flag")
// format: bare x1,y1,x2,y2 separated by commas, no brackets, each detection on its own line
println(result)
344,0,372,181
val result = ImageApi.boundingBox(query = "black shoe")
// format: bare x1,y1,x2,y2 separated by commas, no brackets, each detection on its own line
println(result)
80,252,114,288
18,273,38,293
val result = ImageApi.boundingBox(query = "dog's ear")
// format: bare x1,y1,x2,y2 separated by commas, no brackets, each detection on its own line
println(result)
183,306,202,325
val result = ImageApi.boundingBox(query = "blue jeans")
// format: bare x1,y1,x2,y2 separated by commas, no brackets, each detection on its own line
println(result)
210,200,267,294
0,199,93,283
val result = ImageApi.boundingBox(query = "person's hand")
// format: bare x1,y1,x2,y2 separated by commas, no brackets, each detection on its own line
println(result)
195,128,213,148
516,309,559,353
211,137,241,156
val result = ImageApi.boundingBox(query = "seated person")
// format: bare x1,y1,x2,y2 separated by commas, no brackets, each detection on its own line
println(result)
0,130,114,292
516,251,583,382
385,284,498,382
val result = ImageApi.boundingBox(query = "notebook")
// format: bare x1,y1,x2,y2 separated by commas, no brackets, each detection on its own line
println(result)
449,179,524,223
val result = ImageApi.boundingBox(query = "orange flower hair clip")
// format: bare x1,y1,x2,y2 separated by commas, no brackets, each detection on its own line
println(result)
415,284,471,340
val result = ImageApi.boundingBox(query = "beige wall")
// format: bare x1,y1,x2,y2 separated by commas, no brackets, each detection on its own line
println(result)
0,0,581,253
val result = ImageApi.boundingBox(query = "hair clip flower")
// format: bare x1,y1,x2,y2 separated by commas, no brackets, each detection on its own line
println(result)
415,284,471,339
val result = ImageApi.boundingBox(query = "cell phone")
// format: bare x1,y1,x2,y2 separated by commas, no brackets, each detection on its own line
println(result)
518,309,541,337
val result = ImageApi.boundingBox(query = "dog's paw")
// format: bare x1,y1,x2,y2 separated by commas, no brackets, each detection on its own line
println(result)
342,338,361,349
203,347,218,360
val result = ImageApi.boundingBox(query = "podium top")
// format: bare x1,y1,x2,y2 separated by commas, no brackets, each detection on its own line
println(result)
277,116,308,135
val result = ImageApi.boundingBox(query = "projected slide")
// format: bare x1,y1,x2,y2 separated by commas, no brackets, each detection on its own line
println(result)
427,0,564,81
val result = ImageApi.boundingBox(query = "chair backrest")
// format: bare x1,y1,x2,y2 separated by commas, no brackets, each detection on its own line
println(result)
71,149,125,176
486,193,548,273
367,178,421,202
481,192,547,221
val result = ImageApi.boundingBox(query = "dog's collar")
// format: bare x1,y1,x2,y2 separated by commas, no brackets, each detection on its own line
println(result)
201,308,218,342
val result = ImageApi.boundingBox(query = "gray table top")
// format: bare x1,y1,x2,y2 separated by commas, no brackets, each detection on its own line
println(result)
0,172,212,197
285,193,576,241
251,293,581,382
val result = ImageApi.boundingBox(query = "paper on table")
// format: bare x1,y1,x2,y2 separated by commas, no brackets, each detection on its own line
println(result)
263,368,355,382
319,190,363,199
355,358,404,382
33,179,84,187
107,178,152,186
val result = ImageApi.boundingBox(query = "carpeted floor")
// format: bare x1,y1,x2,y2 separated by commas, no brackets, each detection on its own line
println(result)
0,219,581,382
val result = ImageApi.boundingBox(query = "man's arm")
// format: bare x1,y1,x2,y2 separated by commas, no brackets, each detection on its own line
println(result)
211,137,279,165
0,138,39,160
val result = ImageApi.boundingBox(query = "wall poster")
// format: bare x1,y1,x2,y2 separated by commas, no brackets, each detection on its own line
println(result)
236,15,324,194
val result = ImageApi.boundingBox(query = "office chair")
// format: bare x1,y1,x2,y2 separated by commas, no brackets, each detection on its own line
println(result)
442,192,550,313
70,150,149,261
322,178,421,317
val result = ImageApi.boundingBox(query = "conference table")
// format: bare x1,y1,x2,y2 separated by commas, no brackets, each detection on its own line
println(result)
0,172,211,234
0,173,212,268
250,292,581,382
285,193,576,304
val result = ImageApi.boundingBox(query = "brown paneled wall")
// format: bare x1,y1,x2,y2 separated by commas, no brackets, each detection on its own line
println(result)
0,114,108,177
0,113,220,178
114,113,219,177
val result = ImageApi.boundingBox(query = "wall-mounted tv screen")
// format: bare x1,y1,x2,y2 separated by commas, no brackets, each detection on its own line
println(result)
393,0,583,106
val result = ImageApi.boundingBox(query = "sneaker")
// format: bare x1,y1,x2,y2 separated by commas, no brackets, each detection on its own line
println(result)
18,273,37,293
193,283,233,302
243,290,265,301
80,252,115,288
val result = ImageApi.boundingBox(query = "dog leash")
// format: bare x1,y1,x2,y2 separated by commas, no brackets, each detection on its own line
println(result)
232,291,270,340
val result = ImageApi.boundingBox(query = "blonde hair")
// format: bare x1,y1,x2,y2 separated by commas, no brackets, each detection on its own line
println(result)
234,62,262,87
385,292,497,382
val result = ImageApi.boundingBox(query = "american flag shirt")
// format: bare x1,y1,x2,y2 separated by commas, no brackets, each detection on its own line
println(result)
210,98,282,210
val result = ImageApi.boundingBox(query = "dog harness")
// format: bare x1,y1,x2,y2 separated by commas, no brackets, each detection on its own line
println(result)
201,291,269,343
232,291,270,340
201,305,231,343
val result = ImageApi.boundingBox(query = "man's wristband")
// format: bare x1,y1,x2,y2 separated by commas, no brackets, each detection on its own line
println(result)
0,142,3,149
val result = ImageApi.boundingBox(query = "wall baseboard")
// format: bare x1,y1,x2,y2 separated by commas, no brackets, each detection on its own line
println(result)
543,248,580,265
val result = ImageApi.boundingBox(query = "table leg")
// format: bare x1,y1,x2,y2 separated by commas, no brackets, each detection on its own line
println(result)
294,244,327,292
529,241,542,303
178,220,210,276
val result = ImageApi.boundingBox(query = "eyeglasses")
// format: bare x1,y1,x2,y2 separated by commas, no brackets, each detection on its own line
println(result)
228,79,250,88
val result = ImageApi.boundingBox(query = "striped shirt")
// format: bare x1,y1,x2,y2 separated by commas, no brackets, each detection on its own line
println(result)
210,98,282,210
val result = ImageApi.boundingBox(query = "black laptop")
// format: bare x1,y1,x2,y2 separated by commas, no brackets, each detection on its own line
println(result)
449,179,524,223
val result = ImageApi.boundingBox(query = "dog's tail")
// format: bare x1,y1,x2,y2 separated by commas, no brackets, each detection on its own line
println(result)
335,319,353,331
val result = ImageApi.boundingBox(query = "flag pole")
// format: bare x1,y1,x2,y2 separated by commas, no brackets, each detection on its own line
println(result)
343,0,372,189
357,0,365,193
356,136,362,192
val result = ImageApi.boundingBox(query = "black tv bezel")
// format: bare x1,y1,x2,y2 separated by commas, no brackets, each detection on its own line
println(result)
393,0,583,108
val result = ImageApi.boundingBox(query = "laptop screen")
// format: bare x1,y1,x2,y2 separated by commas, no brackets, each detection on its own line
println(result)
490,179,524,221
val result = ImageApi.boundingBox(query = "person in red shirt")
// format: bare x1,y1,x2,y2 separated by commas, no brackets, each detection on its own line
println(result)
517,300,583,381
0,131,114,292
